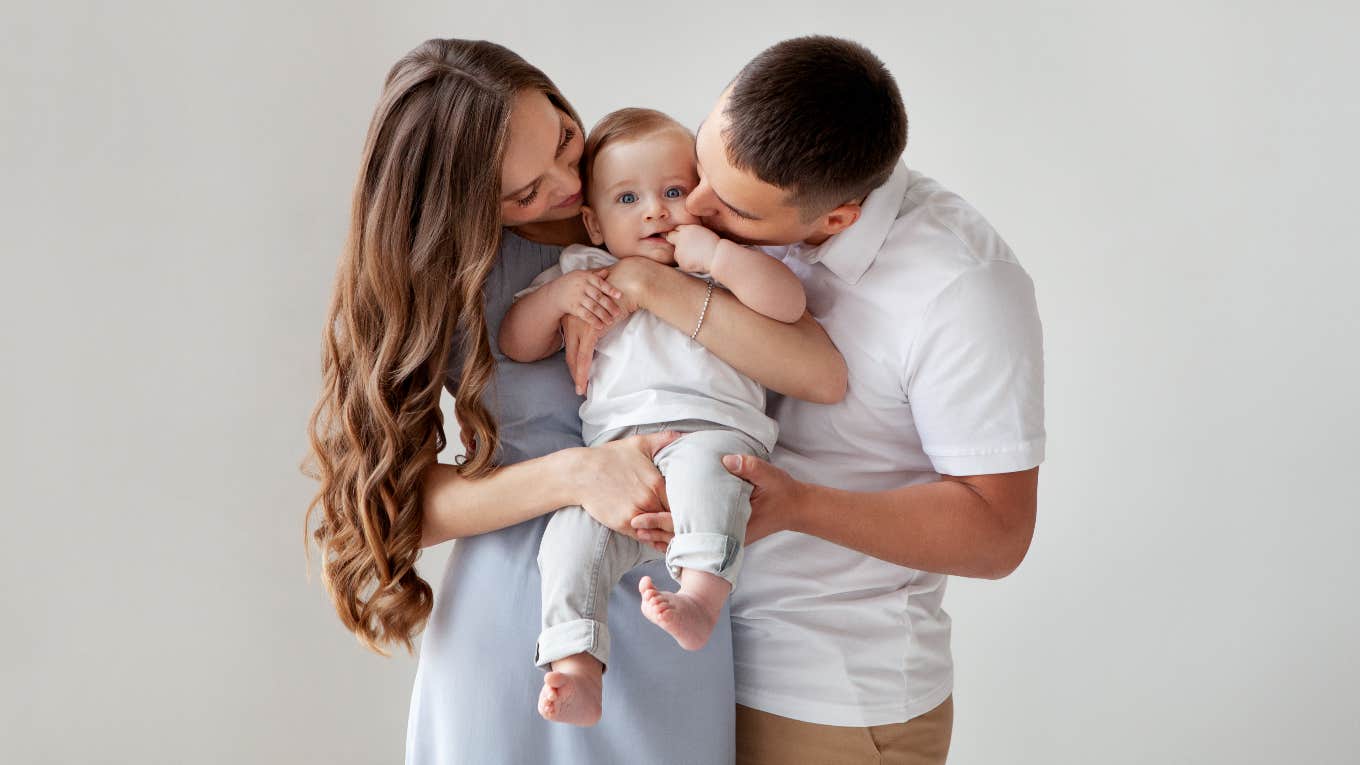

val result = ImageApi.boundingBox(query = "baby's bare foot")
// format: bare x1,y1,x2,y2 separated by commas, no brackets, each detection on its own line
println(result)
538,663,603,727
639,575,722,651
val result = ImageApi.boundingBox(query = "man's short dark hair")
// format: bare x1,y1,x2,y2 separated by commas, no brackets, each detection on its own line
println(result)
724,36,907,218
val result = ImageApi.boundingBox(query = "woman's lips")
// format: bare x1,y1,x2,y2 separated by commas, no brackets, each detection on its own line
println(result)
552,192,582,209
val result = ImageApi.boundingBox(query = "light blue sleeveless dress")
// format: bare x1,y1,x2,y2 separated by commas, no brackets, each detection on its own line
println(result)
405,228,736,765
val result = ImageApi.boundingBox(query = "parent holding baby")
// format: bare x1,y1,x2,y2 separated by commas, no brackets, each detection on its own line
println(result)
305,39,845,764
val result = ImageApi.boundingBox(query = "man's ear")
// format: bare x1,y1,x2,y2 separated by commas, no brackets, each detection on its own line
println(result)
815,202,862,239
581,205,606,245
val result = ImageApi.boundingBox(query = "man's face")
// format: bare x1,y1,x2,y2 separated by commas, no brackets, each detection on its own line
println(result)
685,90,825,247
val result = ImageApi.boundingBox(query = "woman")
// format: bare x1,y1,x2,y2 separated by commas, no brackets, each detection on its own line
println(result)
305,39,847,764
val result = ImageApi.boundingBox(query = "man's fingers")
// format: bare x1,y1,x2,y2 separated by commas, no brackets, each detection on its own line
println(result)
724,453,773,486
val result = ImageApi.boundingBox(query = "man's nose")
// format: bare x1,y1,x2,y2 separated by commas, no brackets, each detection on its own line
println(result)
686,182,718,217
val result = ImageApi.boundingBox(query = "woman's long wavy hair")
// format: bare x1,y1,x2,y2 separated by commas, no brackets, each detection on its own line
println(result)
303,39,581,654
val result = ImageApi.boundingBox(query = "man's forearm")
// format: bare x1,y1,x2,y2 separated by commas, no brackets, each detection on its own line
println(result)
787,468,1039,579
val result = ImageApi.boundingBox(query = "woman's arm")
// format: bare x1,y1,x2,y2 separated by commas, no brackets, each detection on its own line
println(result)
590,257,847,403
419,430,679,548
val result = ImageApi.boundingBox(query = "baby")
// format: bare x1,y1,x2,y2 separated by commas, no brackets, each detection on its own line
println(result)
499,108,808,726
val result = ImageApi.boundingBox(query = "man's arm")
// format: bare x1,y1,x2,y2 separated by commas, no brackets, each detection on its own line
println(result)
635,458,1038,579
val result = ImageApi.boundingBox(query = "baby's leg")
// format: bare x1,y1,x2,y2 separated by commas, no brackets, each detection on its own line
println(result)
536,505,655,726
641,427,766,650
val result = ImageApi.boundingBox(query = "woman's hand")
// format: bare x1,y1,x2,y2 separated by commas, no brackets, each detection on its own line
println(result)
570,430,680,550
602,256,663,310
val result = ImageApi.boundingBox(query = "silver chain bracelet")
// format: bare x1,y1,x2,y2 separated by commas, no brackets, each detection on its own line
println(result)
690,279,715,340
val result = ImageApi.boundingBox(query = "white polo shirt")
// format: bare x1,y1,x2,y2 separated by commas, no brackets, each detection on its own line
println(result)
731,161,1045,727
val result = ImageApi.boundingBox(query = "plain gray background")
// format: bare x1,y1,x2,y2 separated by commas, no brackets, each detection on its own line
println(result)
3,1,1357,763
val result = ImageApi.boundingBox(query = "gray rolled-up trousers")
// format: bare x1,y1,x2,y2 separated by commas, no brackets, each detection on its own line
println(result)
535,419,768,669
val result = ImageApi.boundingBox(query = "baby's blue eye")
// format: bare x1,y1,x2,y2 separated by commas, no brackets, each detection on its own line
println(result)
665,187,685,199
618,192,637,204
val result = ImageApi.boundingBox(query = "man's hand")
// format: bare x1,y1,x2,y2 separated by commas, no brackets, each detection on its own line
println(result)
633,453,807,546
722,453,808,545
663,224,721,274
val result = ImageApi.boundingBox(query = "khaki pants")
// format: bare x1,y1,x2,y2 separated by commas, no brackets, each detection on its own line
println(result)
736,696,953,765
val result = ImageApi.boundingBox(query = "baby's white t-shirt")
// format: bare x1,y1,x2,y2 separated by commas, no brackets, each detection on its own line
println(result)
515,244,778,450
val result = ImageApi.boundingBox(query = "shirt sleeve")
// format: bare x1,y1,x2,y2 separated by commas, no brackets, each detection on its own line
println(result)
904,260,1045,476
512,245,618,302
511,264,564,303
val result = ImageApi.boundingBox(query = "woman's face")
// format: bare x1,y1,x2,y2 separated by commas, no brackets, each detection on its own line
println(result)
499,89,585,226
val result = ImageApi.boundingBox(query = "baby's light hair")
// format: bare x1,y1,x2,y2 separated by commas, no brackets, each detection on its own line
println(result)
582,108,693,200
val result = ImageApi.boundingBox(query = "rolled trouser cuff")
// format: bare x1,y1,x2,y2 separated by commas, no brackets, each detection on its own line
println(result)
535,618,610,669
666,531,743,588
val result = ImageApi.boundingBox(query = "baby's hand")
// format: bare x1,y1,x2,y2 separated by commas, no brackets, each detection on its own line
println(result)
552,268,625,331
664,224,721,274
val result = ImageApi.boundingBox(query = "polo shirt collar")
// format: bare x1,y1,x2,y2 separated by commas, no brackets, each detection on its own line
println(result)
786,160,911,285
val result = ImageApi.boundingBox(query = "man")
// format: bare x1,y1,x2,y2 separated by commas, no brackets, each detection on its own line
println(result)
688,36,1045,764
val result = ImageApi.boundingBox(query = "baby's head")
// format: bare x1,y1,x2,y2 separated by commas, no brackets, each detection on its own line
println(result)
580,108,701,263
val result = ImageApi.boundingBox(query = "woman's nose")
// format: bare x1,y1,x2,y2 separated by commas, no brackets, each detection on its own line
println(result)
550,160,581,198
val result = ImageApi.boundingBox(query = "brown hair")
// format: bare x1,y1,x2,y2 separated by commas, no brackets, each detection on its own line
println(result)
582,107,691,200
724,36,907,217
303,39,581,654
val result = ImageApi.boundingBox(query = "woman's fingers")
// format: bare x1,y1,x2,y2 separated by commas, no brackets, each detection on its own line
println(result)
634,430,682,460
630,512,674,533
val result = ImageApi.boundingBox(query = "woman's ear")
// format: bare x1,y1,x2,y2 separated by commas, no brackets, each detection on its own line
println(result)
581,205,606,245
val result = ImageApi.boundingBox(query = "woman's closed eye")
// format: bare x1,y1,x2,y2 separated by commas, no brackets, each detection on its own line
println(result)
556,126,576,157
